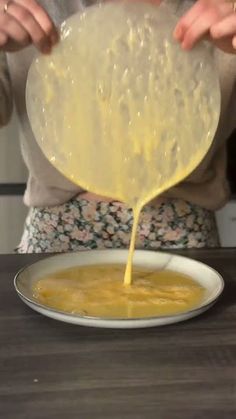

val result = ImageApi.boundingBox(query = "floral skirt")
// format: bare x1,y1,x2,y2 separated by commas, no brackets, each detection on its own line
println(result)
17,196,219,253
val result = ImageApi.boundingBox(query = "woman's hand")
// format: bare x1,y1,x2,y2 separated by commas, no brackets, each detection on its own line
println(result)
174,0,236,54
0,0,58,54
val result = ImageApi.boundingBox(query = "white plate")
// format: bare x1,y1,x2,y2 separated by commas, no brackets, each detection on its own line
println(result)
14,250,224,329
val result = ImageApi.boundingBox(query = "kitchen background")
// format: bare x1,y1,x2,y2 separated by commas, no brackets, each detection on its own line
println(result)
0,114,235,252
0,110,28,253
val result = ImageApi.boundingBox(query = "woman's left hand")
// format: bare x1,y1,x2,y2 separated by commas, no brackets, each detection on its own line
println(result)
174,0,236,54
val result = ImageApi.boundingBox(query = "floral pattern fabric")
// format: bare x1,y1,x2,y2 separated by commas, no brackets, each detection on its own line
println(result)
17,197,219,253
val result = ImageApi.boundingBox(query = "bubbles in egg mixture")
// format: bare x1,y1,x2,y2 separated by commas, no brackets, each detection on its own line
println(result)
33,264,205,319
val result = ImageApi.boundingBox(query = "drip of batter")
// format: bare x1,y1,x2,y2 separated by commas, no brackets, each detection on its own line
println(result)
124,206,141,286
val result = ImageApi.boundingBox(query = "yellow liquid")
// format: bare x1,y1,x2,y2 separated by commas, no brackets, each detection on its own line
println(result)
33,264,205,318
124,206,141,286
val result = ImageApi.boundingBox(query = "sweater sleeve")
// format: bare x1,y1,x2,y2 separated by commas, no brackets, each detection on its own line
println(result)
0,52,13,128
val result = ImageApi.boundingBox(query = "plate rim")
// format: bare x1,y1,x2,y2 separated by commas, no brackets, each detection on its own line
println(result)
14,249,225,323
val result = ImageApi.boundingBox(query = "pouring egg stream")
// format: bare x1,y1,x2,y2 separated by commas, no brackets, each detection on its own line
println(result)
26,2,220,317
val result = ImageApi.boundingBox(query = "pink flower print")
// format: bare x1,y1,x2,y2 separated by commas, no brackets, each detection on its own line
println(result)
41,213,50,222
61,212,75,225
122,224,130,232
135,236,144,248
117,209,132,224
81,203,96,221
110,203,122,213
71,229,93,242
161,206,175,223
149,232,156,241
186,214,195,229
175,200,191,217
104,214,116,224
104,240,113,248
94,222,103,234
140,211,152,224
163,228,183,242
49,219,59,228
59,234,70,243
70,206,80,218
33,247,39,253
107,225,115,235
48,214,59,228
150,240,161,249
47,206,61,216
188,233,199,248
139,223,151,238
94,211,101,221
102,231,109,239
60,242,71,251
58,226,64,233
193,223,199,232
195,232,203,241
37,220,48,233
65,223,73,232
157,227,165,235
44,224,55,233
204,218,212,229
100,203,109,215
28,244,34,253
95,239,105,249
117,230,130,245
71,227,80,240
80,230,93,242
51,240,67,252
197,216,203,226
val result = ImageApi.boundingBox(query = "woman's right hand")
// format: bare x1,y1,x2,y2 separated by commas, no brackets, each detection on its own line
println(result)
0,0,58,54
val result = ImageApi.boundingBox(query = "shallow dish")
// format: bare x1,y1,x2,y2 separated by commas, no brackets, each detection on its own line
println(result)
14,250,224,329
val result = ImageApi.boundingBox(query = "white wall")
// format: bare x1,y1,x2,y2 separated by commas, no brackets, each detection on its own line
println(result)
0,111,28,253
0,111,27,182
216,201,236,247
0,196,27,252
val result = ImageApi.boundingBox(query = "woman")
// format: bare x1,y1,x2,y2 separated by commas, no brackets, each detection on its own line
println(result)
0,0,235,252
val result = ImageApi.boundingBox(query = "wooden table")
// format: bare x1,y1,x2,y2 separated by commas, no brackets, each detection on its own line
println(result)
0,250,236,419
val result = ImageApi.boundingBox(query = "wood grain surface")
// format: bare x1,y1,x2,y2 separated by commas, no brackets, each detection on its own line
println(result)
0,250,236,419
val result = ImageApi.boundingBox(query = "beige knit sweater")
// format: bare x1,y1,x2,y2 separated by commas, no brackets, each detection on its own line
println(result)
0,0,235,210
